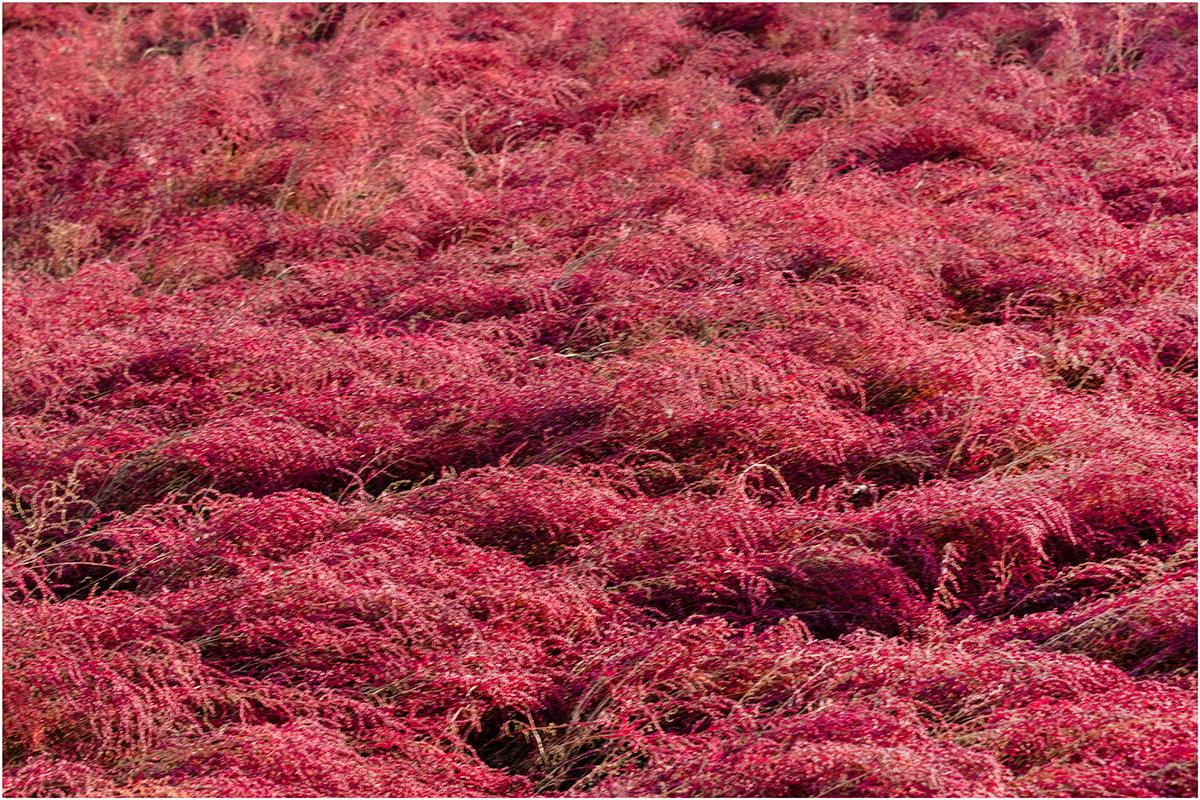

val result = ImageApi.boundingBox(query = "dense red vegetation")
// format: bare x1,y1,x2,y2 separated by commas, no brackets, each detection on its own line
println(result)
3,3,1197,797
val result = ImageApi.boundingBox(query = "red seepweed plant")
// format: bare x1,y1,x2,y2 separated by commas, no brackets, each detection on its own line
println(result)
3,3,1196,797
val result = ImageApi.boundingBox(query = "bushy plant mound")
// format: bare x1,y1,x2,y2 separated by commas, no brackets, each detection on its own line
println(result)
4,3,1196,797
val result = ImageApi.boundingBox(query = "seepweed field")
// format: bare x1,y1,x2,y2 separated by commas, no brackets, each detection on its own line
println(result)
2,2,1197,797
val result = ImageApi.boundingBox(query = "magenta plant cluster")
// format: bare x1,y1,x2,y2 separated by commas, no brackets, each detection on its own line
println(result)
2,3,1197,797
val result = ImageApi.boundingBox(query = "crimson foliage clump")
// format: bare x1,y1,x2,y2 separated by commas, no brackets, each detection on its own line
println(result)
3,3,1197,797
